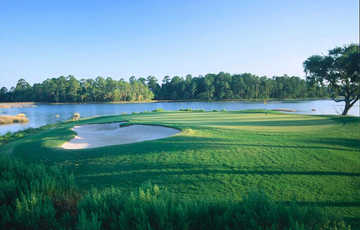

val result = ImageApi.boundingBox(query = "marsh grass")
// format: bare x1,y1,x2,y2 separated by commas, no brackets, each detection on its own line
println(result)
0,114,29,125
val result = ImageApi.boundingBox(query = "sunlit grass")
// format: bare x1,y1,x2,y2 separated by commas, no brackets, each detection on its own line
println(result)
1,110,359,222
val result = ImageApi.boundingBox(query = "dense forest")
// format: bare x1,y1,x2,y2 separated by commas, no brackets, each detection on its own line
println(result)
0,76,154,103
0,73,328,102
148,73,328,100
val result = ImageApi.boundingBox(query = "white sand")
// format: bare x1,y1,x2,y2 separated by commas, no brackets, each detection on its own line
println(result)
61,122,179,149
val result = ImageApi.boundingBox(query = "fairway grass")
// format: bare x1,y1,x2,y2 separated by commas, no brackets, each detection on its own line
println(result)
1,110,359,222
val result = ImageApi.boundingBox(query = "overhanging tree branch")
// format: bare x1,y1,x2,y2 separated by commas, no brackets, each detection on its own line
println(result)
304,44,360,115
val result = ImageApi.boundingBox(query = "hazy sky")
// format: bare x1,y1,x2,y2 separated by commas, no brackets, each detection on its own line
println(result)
0,0,358,88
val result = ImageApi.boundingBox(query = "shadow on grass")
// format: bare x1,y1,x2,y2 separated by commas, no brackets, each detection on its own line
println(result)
72,159,360,176
77,168,360,179
292,201,360,207
13,135,228,162
330,116,360,125
7,123,359,166
74,161,360,191
10,127,75,160
304,137,360,149
207,142,359,152
343,217,360,228
80,112,342,128
62,140,359,164
28,134,358,163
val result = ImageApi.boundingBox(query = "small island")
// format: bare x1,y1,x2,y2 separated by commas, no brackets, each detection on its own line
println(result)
0,113,29,125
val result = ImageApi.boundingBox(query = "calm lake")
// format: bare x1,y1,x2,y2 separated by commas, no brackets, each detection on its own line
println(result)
0,99,359,135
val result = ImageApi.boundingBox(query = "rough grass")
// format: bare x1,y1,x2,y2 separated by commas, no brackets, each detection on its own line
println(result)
1,110,359,226
0,155,351,230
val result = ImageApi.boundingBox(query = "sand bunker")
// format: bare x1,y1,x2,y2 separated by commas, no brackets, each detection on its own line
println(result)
61,122,179,149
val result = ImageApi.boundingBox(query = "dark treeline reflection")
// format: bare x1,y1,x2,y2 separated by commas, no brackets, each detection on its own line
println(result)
0,73,328,102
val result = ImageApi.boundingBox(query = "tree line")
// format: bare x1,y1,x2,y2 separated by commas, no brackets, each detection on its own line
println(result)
0,74,329,103
146,73,328,100
0,76,154,103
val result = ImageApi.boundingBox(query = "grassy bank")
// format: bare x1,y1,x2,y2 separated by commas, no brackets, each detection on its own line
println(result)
0,110,359,228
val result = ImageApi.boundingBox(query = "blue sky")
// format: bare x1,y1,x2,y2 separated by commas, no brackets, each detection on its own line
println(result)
0,0,358,87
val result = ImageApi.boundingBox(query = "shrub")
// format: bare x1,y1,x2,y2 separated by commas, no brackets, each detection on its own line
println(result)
0,156,79,229
179,108,205,112
77,184,350,230
72,113,80,121
179,108,192,112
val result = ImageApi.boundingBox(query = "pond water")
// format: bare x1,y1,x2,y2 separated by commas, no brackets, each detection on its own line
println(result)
0,99,359,135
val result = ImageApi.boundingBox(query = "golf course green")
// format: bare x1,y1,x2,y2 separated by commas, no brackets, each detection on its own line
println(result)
2,110,359,220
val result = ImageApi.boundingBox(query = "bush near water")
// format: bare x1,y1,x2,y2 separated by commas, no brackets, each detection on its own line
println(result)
72,113,80,121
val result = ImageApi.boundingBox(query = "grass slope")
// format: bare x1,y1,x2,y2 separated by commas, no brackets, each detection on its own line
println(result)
1,110,359,221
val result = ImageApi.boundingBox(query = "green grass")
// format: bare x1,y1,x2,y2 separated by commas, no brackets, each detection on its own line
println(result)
1,110,359,224
2,155,347,230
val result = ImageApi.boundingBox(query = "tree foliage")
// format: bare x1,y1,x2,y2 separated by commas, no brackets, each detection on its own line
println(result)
0,76,154,103
304,44,360,115
0,73,329,103
150,73,328,100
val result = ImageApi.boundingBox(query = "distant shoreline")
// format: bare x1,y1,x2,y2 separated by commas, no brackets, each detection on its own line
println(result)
0,102,37,109
0,114,29,124
0,97,330,106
